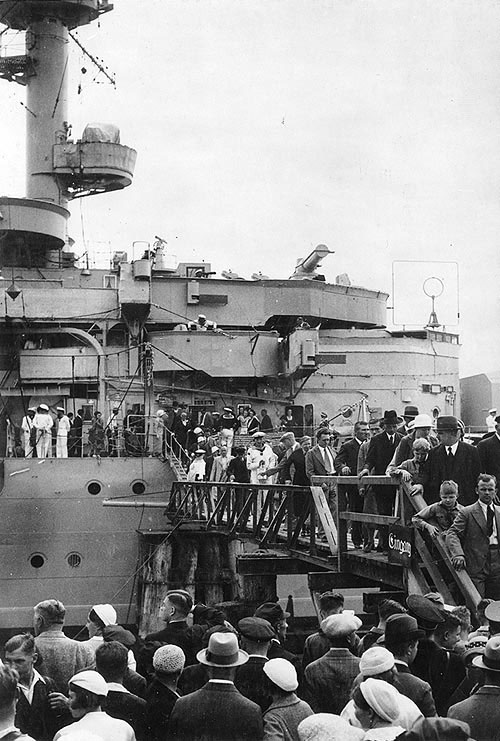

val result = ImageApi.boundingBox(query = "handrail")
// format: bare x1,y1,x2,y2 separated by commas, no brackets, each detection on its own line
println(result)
323,473,481,609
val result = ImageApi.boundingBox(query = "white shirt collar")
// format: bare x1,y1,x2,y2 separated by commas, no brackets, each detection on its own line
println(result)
18,669,45,703
445,441,459,455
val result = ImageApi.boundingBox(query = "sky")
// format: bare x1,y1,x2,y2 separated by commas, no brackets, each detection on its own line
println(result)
1,0,499,376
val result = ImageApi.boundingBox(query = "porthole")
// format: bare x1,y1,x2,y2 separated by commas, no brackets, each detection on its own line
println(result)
30,554,45,569
132,481,146,495
87,481,102,496
67,552,82,568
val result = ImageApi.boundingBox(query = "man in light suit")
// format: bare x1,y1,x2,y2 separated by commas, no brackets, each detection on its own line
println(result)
168,632,263,741
424,415,481,505
446,474,500,599
334,420,370,548
305,428,337,524
477,415,500,483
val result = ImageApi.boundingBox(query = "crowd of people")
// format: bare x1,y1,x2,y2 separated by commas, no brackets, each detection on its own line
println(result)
3,590,500,740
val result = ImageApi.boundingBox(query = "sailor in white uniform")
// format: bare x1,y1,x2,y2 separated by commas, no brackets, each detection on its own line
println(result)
56,407,71,458
33,404,54,458
21,407,36,458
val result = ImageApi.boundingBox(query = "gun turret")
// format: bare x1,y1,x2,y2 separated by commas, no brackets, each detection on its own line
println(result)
289,244,334,280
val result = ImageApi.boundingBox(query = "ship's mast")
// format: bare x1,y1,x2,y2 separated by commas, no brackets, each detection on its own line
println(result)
0,0,136,268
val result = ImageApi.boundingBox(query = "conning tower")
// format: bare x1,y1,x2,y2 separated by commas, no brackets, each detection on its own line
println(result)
0,0,136,268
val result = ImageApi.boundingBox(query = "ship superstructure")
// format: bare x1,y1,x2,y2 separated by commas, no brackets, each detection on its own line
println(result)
0,2,460,630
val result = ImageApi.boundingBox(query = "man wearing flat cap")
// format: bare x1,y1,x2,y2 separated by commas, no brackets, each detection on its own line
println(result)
235,617,274,712
477,414,500,484
423,415,480,505
253,603,297,664
448,635,500,740
304,613,362,714
168,632,263,740
446,473,500,599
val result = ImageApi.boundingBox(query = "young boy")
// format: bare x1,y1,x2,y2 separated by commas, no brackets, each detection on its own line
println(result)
412,480,462,537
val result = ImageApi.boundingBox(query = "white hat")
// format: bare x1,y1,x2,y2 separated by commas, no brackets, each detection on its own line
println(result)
193,427,203,434
153,644,186,674
195,449,205,455
56,407,65,412
359,677,400,723
198,314,207,319
211,446,220,454
489,409,497,415
69,670,108,697
321,613,362,638
91,604,117,626
28,407,37,412
298,714,364,741
223,407,233,413
360,646,395,676
263,658,298,691
39,404,49,411
252,431,265,439
156,410,166,416
412,413,433,428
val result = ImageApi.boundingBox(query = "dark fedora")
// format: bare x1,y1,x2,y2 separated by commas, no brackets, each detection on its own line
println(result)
254,602,289,626
406,595,445,631
403,405,419,419
384,614,425,645
436,416,459,432
382,410,399,425
473,635,500,672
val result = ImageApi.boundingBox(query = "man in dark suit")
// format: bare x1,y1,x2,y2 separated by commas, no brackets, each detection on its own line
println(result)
448,635,500,740
446,474,500,599
359,410,403,551
424,415,481,505
95,641,146,740
384,614,437,717
145,644,184,741
335,420,370,548
4,633,70,740
477,415,500,483
235,617,274,712
168,631,263,741
145,590,204,666
71,408,83,457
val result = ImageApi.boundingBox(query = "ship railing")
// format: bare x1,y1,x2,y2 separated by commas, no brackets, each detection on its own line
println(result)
166,481,326,553
322,474,481,611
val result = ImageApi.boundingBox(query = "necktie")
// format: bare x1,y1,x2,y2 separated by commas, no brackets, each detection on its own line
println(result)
323,448,333,473
487,506,495,537
447,447,453,457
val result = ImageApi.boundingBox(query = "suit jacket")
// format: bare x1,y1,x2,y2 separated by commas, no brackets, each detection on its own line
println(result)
234,656,271,712
145,678,181,741
424,442,481,505
477,433,500,483
304,647,360,714
15,674,69,741
106,686,146,740
365,431,403,475
283,447,310,486
167,681,264,741
446,501,500,578
394,662,437,717
263,695,313,741
305,445,337,480
145,620,204,666
412,638,465,716
448,685,500,741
